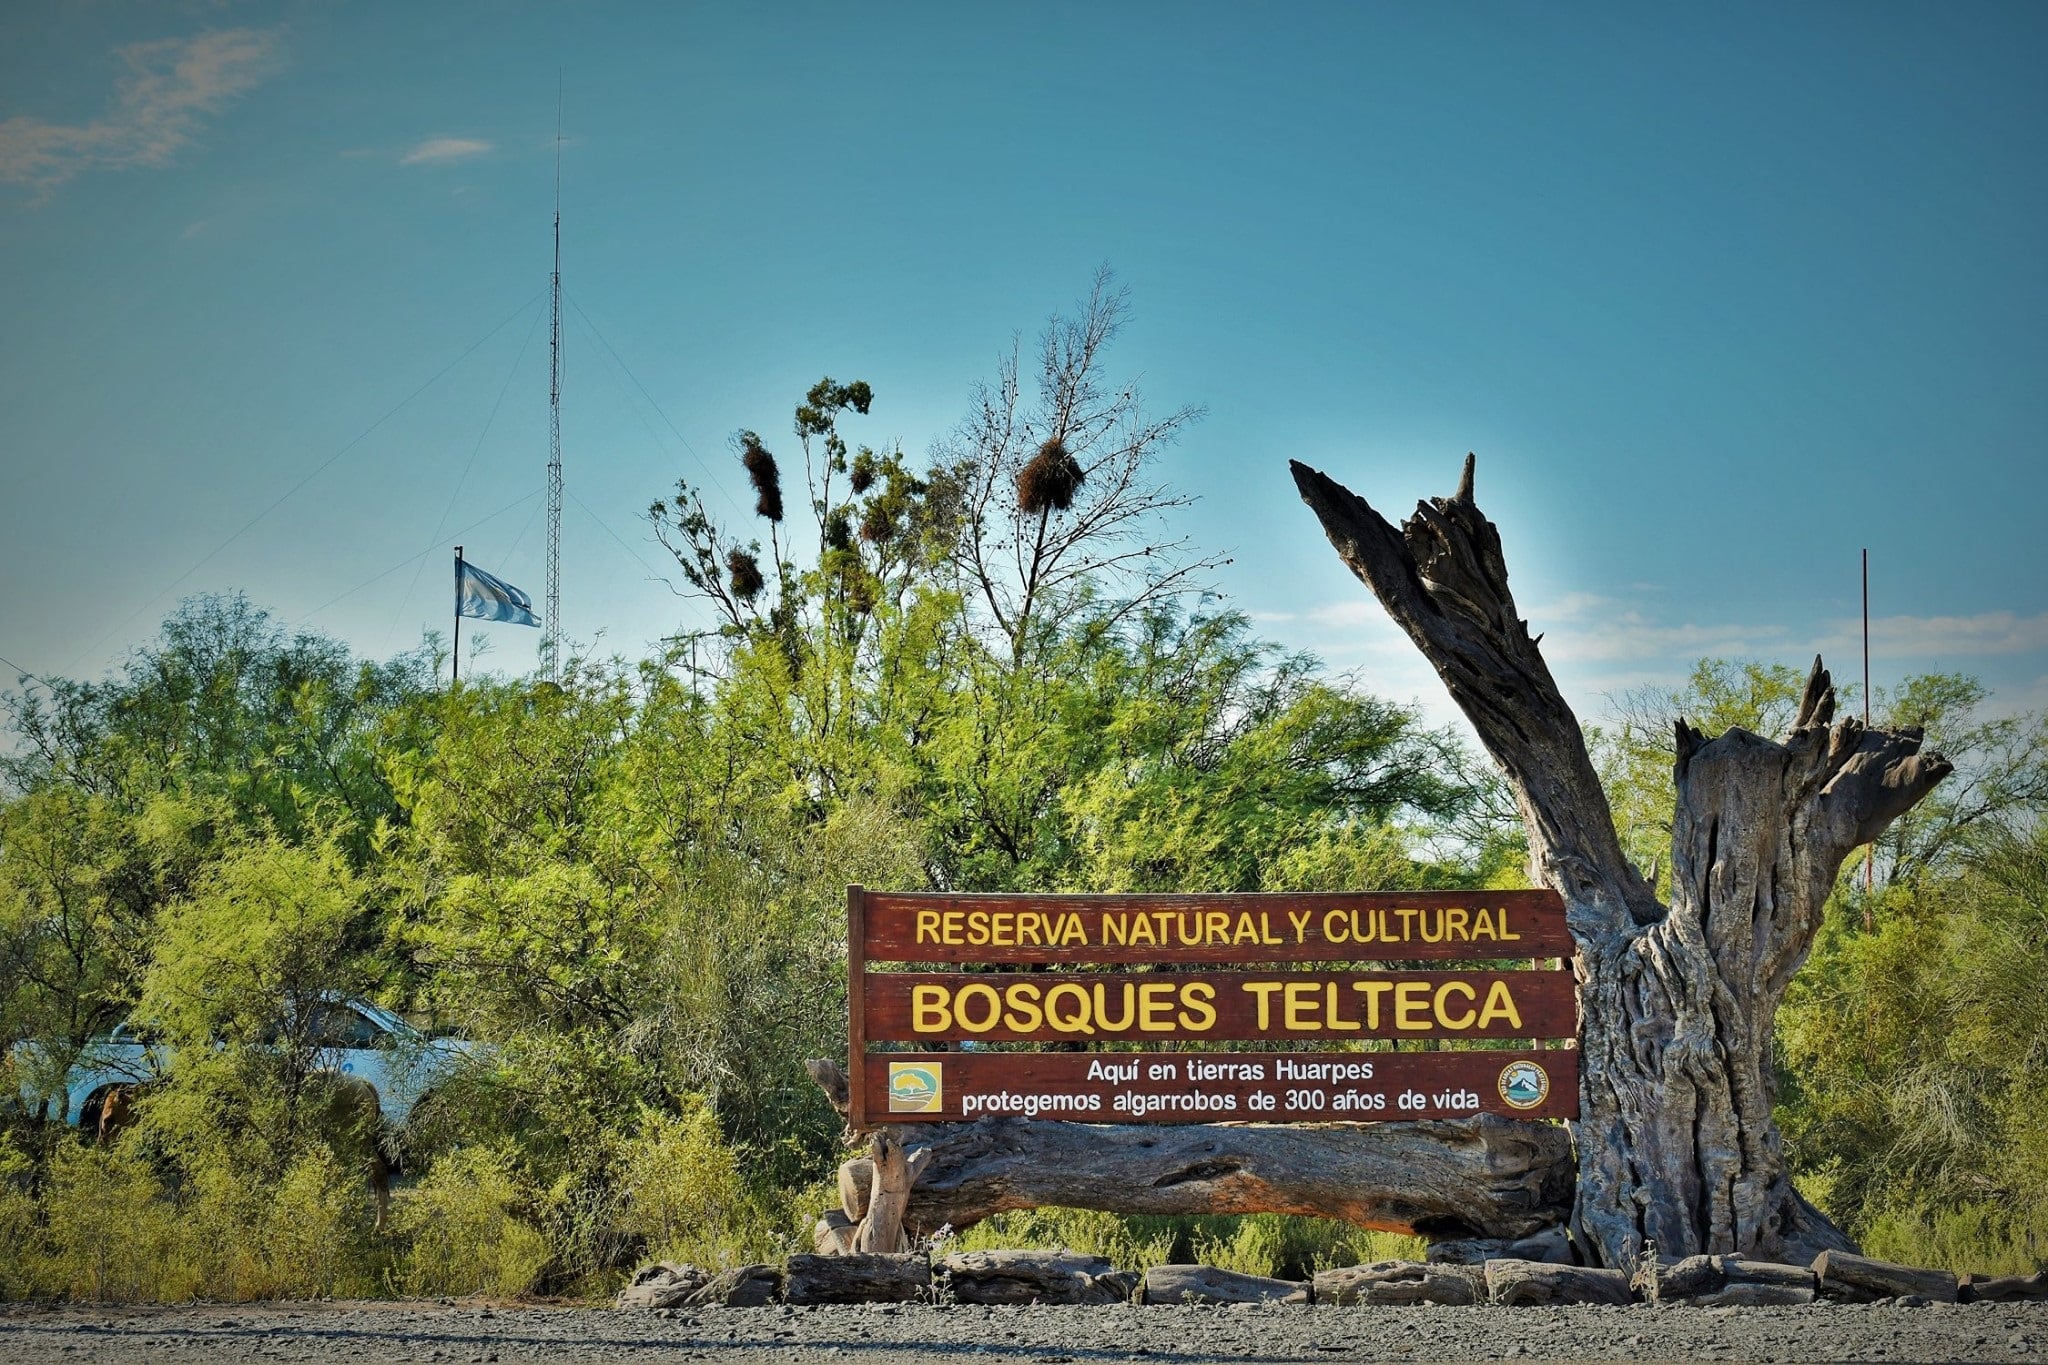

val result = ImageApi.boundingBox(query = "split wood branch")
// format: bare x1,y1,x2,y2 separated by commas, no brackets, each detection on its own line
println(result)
1290,455,1657,940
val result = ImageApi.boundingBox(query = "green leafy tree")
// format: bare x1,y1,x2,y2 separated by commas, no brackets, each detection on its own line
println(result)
4,594,431,858
137,835,383,1182
1778,823,2048,1270
0,791,223,1117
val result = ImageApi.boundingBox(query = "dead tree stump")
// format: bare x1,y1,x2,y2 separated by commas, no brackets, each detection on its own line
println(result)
852,1129,931,1254
1293,455,1951,1268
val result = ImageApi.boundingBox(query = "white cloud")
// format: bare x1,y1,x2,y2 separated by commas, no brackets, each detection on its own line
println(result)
0,29,283,197
1274,589,2048,736
1853,611,2048,658
400,137,492,165
1540,612,1796,665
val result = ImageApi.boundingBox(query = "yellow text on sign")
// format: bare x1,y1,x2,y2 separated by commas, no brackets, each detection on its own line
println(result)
908,906,1527,950
910,980,1217,1036
1239,979,1523,1032
905,977,1527,1037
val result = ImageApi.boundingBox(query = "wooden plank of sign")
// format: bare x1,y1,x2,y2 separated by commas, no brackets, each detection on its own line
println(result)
864,969,1576,1043
848,885,869,1130
859,890,1572,964
863,1049,1578,1123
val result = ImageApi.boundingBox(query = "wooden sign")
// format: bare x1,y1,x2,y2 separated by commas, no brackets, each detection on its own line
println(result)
864,1049,1577,1122
861,890,1572,964
847,886,1577,1127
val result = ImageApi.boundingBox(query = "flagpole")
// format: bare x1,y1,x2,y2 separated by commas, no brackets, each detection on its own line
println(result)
453,545,463,687
1863,546,1872,919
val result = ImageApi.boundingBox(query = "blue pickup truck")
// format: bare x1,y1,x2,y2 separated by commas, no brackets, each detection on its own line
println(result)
32,995,473,1131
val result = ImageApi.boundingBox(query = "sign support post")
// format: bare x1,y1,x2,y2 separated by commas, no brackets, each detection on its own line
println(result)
847,883,868,1131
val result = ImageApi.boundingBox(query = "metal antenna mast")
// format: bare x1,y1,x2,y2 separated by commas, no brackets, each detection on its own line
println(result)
543,80,564,682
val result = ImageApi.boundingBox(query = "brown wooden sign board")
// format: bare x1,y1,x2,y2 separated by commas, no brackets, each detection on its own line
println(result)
846,886,1579,1128
863,1049,1577,1123
865,970,1574,1043
861,889,1572,964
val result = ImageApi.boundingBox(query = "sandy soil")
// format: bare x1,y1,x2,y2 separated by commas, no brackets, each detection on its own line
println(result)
3,1298,2046,1364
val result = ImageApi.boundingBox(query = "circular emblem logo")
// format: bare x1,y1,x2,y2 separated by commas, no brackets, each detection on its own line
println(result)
1498,1060,1550,1111
887,1063,942,1113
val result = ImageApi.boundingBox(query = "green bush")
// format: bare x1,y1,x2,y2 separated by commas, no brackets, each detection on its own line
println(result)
35,1137,186,1303
389,1145,549,1298
949,1207,1177,1272
251,1148,382,1299
1861,1200,2048,1277
617,1102,779,1269
946,1207,1424,1279
0,1134,44,1300
1780,825,2048,1272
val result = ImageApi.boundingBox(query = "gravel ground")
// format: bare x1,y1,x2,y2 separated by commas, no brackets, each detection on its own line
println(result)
3,1299,2046,1364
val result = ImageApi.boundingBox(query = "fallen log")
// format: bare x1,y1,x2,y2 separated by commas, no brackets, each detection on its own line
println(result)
1315,1260,1483,1306
1637,1254,1815,1306
835,1115,1572,1240
1427,1225,1572,1266
1962,1272,2048,1304
1485,1259,1633,1306
784,1252,929,1305
1811,1249,1959,1304
615,1262,711,1309
681,1264,782,1308
937,1250,1127,1305
1144,1265,1309,1305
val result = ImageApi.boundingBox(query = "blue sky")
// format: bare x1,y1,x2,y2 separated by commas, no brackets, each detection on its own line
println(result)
3,2,2045,732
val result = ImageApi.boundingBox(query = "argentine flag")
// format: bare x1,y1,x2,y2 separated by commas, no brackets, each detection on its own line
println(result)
457,556,540,627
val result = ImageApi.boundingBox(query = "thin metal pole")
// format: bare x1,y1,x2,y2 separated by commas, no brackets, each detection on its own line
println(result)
453,545,463,686
1863,548,1873,918
543,76,564,683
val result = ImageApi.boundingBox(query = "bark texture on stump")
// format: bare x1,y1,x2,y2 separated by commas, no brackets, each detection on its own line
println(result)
1292,456,1952,1269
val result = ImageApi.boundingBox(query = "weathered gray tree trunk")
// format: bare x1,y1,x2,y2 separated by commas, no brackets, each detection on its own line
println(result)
1292,455,1951,1268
